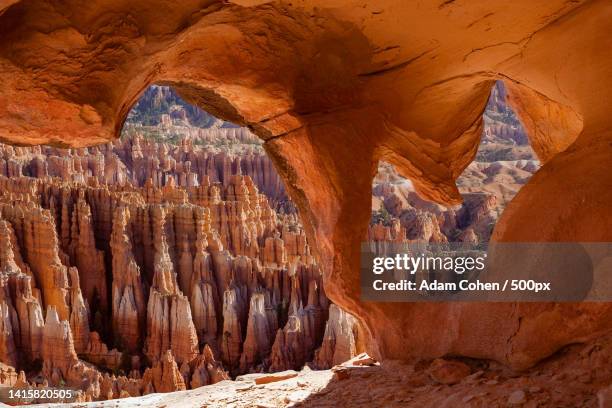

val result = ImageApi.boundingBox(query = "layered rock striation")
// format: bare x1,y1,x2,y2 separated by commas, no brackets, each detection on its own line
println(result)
2,0,611,394
0,158,355,401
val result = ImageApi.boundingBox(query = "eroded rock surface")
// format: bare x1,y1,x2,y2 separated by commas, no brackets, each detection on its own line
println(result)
0,132,362,400
1,0,611,381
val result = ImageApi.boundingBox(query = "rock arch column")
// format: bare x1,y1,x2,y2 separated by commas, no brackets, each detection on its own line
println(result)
264,108,382,356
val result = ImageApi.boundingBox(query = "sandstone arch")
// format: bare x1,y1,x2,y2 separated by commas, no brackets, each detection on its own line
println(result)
1,0,611,369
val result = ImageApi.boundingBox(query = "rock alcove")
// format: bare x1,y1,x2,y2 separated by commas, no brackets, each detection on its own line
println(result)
1,0,611,376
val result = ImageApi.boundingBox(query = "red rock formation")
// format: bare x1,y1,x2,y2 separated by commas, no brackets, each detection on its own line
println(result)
188,210,219,344
141,350,186,394
110,206,147,353
370,164,530,245
67,193,107,313
144,222,199,364
0,301,17,368
0,362,27,388
0,218,45,361
2,122,324,399
1,0,612,404
84,332,122,371
190,345,230,388
239,291,278,372
0,203,71,321
312,304,360,370
220,286,246,370
269,277,326,372
41,306,79,382
0,157,332,400
67,267,90,354
0,132,288,207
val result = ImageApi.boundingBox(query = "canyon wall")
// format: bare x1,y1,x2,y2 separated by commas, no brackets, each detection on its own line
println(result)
0,0,611,383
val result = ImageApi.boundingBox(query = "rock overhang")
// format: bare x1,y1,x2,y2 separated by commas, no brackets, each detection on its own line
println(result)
1,0,611,370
